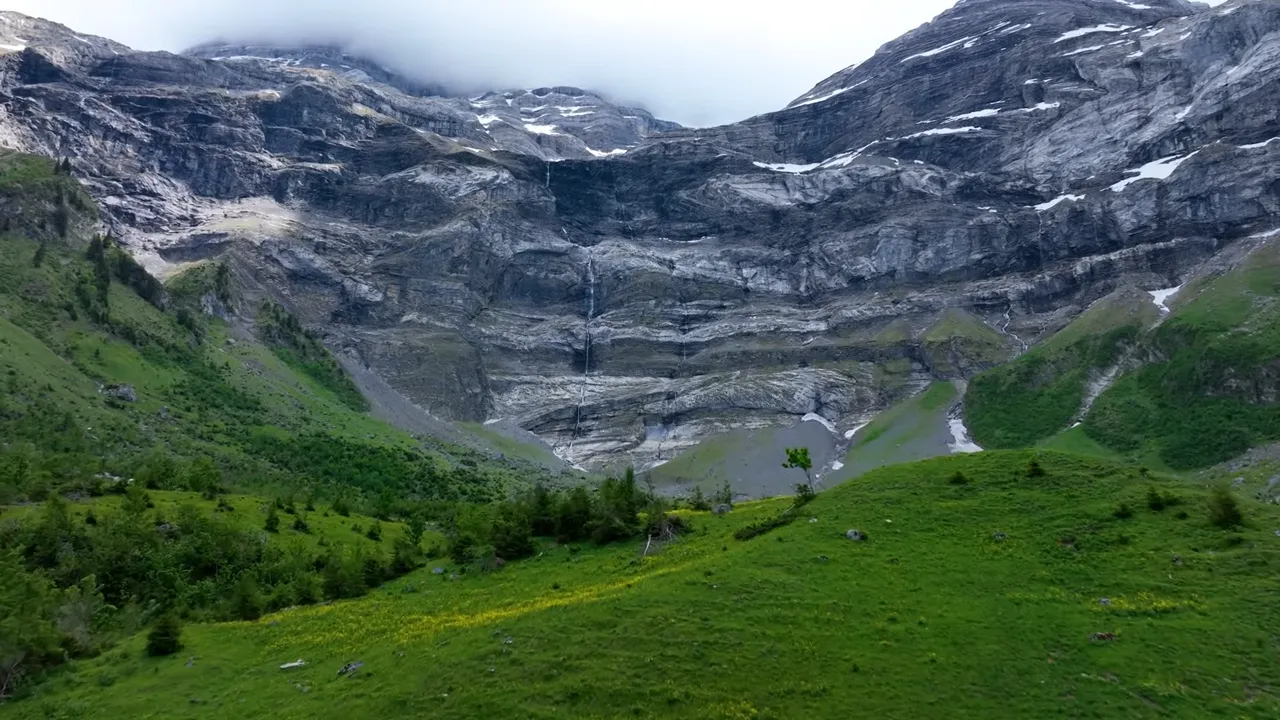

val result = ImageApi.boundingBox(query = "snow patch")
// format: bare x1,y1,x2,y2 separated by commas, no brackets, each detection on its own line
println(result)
753,161,819,174
1064,44,1108,57
801,413,838,434
1034,193,1085,211
831,461,845,471
1142,27,1167,38
1055,24,1131,43
1109,152,1198,192
794,86,852,107
1112,0,1153,9
947,108,1001,122
476,114,502,127
844,422,870,440
904,126,982,139
586,147,628,158
1148,285,1181,313
902,36,976,62
1241,137,1280,150
947,418,983,454
523,123,561,136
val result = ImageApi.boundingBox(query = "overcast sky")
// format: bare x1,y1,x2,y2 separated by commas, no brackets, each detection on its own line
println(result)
11,0,957,126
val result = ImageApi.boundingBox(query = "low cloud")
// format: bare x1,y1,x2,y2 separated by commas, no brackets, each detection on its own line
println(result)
16,0,956,126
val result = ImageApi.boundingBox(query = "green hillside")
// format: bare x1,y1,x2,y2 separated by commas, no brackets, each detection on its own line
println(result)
8,451,1278,719
966,242,1280,470
1084,243,1280,468
965,287,1157,450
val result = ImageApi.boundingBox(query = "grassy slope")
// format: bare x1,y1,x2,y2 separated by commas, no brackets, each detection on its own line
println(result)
0,152,555,501
0,491,430,560
833,381,957,480
1083,243,1280,469
920,308,1011,375
966,287,1157,450
10,451,1279,719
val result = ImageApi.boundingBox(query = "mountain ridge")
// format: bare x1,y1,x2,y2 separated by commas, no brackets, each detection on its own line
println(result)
0,0,1276,487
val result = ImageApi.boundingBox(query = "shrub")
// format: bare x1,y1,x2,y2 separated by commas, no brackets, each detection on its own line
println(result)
687,486,712,512
1027,459,1046,478
948,471,969,486
365,521,382,542
1114,503,1134,520
734,510,797,541
332,497,351,517
792,482,816,508
292,515,311,534
264,504,280,533
146,613,183,657
1208,485,1243,529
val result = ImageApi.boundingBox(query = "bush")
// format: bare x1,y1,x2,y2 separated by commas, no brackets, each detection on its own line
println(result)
1146,486,1181,512
948,471,969,486
734,510,797,541
687,486,712,512
1208,485,1243,529
365,521,382,542
146,613,183,657
1114,503,1134,520
264,504,280,533
792,483,816,508
1027,459,1046,478
292,515,311,534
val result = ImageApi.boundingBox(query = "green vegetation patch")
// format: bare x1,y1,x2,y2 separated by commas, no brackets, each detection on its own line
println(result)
1084,247,1280,469
966,288,1154,449
8,451,1279,719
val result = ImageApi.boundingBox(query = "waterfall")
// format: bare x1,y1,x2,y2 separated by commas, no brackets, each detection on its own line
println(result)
1000,304,1029,354
568,249,596,460
545,160,550,189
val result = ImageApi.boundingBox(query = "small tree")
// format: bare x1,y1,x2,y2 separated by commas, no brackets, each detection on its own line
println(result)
31,242,47,268
1027,459,1046,478
365,521,382,542
688,486,711,512
1208,484,1243,529
406,512,427,549
146,613,183,657
264,504,280,533
332,496,351,517
782,447,814,491
792,482,816,508
230,574,264,621
712,480,733,508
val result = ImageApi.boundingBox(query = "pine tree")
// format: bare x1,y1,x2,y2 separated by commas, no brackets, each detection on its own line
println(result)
146,613,183,657
264,503,280,533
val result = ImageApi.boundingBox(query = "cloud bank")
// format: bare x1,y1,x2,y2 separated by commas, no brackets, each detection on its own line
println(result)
12,0,957,126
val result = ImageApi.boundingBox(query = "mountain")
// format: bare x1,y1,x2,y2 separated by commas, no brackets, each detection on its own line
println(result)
0,0,1277,491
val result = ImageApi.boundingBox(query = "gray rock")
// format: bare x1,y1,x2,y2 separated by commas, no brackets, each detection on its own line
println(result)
102,384,137,403
992,531,1008,542
712,504,733,516
846,529,867,542
337,661,364,676
1099,597,1111,606
3,1,1279,487
431,567,445,575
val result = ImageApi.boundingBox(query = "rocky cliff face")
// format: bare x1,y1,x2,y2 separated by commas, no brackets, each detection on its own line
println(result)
0,0,1276,472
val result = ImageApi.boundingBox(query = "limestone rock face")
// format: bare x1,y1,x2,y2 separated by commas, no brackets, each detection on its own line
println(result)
1,0,1276,470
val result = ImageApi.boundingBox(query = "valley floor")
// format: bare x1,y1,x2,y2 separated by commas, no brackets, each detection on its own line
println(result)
9,451,1279,719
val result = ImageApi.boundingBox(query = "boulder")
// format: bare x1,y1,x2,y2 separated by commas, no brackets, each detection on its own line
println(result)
712,504,733,516
102,383,137,402
846,529,866,542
